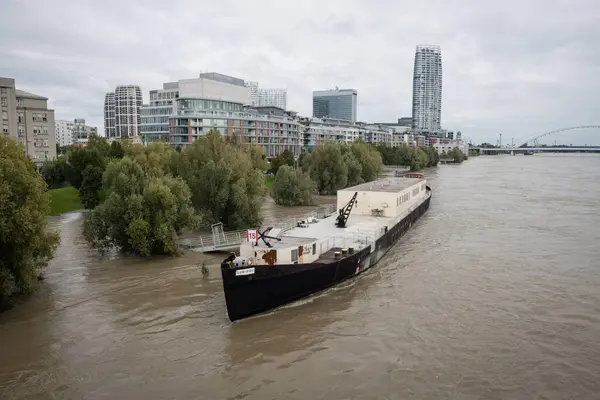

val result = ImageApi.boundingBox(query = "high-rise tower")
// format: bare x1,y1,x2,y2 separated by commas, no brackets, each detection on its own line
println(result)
104,85,142,139
412,45,443,136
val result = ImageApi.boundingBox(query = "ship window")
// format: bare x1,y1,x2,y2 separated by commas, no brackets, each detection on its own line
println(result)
291,249,298,262
312,243,316,254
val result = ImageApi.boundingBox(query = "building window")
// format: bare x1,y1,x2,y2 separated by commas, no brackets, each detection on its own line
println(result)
291,248,298,263
1,97,6,106
17,99,23,106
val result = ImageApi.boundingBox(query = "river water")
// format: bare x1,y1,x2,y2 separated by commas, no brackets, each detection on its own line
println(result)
1,154,600,399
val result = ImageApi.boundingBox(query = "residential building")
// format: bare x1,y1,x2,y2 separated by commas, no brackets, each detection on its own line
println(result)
432,138,468,155
140,81,179,143
72,118,98,145
55,118,98,146
1,77,56,162
258,88,287,109
313,87,358,123
169,98,302,158
55,119,74,147
103,92,115,138
245,81,259,106
104,85,142,139
301,118,391,152
412,45,443,136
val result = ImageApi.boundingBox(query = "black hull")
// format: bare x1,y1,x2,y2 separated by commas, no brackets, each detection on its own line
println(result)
221,192,432,322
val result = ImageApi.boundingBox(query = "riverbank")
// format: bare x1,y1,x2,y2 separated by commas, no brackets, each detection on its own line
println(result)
48,186,82,216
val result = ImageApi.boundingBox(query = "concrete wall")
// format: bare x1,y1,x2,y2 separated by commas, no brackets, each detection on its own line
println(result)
179,77,251,105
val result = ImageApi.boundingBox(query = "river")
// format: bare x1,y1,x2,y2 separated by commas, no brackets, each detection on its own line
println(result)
1,154,599,399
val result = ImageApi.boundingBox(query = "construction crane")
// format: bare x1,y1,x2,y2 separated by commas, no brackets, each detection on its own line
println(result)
335,192,358,228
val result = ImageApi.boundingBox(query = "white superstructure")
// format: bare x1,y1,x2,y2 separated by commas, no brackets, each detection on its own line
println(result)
238,177,429,266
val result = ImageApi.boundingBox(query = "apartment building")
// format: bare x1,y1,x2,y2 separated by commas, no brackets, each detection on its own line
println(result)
412,45,443,136
55,118,98,147
55,119,74,147
301,118,391,152
1,77,56,162
104,85,143,139
170,98,302,158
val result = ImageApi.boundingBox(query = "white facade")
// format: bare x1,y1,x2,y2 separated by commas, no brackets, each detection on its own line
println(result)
103,92,115,138
140,82,179,143
104,85,142,139
55,120,74,147
179,76,250,105
258,88,287,109
412,45,443,135
245,81,259,106
432,139,468,156
302,118,392,151
337,178,428,220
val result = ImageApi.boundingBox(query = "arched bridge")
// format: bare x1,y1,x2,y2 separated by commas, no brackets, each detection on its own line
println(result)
515,125,600,148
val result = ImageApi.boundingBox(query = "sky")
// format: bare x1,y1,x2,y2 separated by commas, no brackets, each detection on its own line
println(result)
1,0,599,145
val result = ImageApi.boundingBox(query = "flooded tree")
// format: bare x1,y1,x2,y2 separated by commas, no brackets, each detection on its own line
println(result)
271,165,315,206
308,141,348,195
178,130,265,230
0,138,60,309
83,156,199,257
349,140,383,182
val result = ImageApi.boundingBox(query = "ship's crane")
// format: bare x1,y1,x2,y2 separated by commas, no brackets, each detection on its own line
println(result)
335,192,358,228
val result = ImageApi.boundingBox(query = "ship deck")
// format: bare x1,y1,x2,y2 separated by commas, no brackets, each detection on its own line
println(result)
282,212,392,242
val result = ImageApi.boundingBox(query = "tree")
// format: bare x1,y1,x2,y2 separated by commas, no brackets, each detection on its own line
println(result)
350,140,383,182
83,156,199,256
40,156,67,189
86,134,111,159
109,140,125,159
309,141,348,195
179,130,265,229
64,146,105,189
79,165,103,209
271,165,315,206
268,149,295,175
0,138,60,309
343,149,363,187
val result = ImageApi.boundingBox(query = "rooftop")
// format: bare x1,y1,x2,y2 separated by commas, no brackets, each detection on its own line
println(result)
15,89,47,100
341,177,424,193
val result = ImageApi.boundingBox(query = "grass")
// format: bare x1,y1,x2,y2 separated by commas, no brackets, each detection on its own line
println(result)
264,175,275,190
48,186,83,216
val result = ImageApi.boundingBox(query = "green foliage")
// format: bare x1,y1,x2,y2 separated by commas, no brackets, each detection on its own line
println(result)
268,149,295,174
246,144,270,172
109,140,125,159
343,150,363,187
308,141,348,195
0,138,60,309
64,146,105,189
298,152,312,173
264,175,275,190
272,165,315,206
178,130,265,229
349,140,383,182
447,146,466,163
374,143,440,171
40,156,67,189
83,156,199,256
86,134,111,159
48,186,83,216
79,165,103,209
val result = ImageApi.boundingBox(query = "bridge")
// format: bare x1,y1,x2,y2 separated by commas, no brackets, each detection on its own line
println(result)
475,146,600,153
178,204,337,253
472,125,600,154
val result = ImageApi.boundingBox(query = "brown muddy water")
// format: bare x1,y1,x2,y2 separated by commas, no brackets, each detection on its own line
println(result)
1,154,600,399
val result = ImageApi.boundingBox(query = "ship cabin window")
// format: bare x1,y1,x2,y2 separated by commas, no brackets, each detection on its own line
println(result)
312,243,316,254
291,248,298,263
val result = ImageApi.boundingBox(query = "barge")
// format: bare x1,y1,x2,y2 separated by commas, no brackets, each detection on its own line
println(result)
220,174,432,322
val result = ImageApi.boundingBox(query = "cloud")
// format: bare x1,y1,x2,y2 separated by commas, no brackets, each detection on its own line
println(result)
1,0,599,145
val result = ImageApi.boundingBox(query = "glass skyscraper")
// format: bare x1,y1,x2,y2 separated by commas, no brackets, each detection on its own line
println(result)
312,87,357,123
412,45,443,136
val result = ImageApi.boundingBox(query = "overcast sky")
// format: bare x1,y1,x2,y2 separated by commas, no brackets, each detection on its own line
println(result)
1,0,599,145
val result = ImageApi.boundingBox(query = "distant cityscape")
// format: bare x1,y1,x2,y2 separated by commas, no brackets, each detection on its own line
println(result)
1,44,468,164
